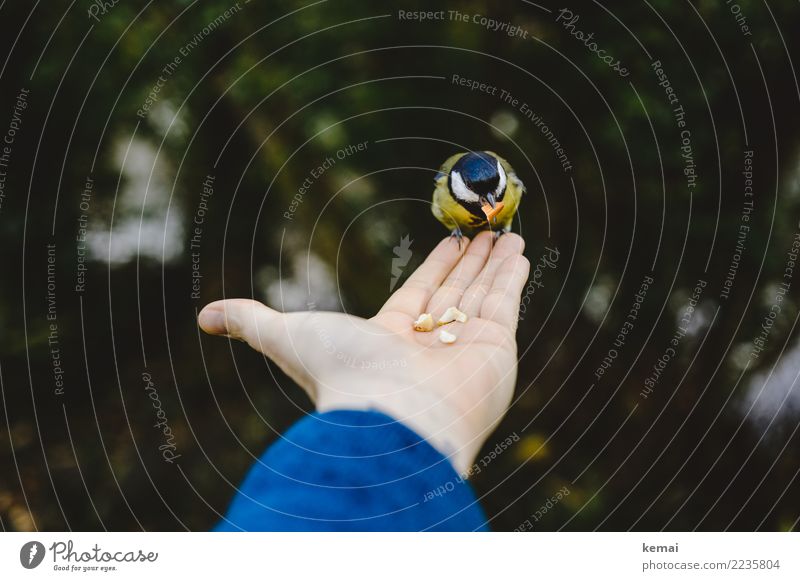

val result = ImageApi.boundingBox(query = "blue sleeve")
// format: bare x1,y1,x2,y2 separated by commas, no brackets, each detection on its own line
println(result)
215,410,488,531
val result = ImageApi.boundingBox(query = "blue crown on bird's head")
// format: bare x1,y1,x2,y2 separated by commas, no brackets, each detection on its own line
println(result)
454,152,499,185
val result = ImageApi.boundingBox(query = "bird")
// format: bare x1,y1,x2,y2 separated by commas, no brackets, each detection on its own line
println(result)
431,150,524,244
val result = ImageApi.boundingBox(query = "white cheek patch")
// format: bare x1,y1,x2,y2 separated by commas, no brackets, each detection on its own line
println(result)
450,170,480,203
495,161,507,198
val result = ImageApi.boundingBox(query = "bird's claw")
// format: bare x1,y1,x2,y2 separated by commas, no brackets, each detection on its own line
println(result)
450,228,464,250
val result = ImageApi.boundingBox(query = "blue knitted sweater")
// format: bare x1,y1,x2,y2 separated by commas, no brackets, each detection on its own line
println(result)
215,410,488,531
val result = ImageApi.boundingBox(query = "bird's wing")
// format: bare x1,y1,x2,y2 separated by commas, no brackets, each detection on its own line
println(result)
431,182,459,230
431,153,467,231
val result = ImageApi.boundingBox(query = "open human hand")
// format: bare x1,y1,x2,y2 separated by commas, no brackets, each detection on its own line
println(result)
198,231,529,474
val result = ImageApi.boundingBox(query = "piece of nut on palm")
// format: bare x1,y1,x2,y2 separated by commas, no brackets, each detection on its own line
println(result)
437,306,468,325
413,313,434,332
439,329,457,344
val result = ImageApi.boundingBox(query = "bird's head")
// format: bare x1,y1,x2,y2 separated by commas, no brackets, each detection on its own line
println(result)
448,151,507,217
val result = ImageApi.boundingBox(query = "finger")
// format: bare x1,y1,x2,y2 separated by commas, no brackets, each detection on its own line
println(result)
378,235,469,317
459,233,525,318
198,299,315,389
426,231,493,319
479,254,531,332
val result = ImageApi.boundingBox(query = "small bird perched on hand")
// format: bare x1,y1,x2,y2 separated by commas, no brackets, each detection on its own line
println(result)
432,150,524,243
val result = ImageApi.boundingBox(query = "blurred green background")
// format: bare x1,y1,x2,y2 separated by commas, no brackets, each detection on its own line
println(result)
0,0,799,531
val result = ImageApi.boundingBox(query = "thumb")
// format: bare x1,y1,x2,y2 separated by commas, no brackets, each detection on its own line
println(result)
198,299,315,393
198,298,278,339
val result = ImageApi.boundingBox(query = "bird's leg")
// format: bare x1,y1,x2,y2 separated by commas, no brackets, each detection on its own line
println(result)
492,226,511,241
450,228,464,250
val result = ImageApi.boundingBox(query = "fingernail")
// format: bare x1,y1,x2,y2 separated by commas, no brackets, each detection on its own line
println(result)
198,308,227,334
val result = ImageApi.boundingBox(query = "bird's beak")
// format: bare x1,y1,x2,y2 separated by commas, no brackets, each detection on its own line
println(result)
481,193,497,209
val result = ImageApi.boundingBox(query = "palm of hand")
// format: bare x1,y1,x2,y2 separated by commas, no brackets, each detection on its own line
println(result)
199,231,529,472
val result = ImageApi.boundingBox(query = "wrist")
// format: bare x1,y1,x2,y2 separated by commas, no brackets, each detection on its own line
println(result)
315,382,484,475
